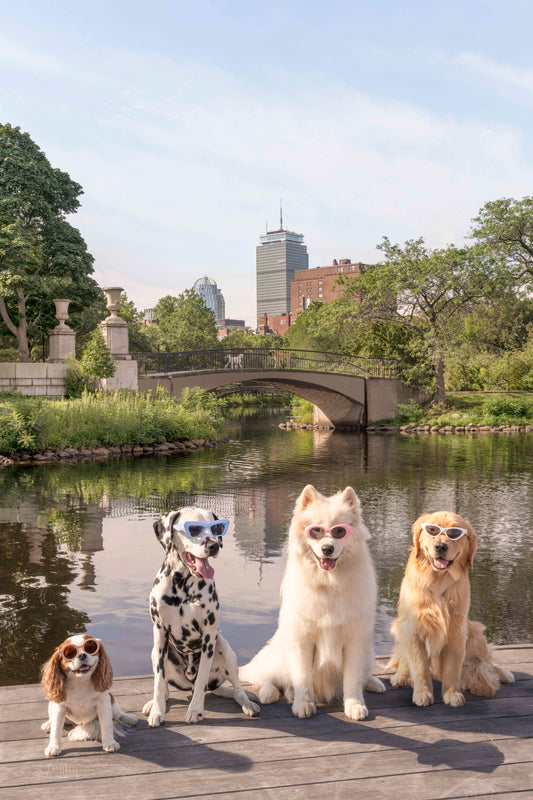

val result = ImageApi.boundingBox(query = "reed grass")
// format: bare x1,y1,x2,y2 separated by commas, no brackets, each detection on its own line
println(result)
0,388,224,454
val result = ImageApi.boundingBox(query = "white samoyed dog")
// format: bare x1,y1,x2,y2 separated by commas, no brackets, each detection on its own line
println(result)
240,484,385,720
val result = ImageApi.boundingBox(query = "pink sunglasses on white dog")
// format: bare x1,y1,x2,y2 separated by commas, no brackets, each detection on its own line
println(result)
305,524,351,541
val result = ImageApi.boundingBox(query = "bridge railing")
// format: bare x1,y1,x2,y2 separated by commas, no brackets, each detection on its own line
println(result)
131,348,400,379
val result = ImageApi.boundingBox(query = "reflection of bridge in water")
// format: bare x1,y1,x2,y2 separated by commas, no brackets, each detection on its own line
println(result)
134,348,422,427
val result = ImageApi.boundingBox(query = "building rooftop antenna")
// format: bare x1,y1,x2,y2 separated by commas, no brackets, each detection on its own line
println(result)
280,199,283,231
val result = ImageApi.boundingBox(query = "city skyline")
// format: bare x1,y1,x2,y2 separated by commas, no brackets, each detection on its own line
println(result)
2,2,533,327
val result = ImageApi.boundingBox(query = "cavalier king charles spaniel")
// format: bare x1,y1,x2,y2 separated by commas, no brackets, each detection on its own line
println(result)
41,634,137,757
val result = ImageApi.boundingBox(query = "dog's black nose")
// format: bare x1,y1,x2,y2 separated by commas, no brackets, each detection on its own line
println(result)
434,541,448,554
207,540,219,557
321,544,335,557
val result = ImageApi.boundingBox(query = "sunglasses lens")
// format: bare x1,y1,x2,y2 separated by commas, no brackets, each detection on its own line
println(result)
84,639,99,655
210,523,226,536
307,526,324,540
62,645,78,660
187,525,204,538
211,522,226,536
424,525,441,537
331,526,347,539
446,528,465,540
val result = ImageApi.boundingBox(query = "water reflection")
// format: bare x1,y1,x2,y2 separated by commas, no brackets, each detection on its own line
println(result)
0,411,532,685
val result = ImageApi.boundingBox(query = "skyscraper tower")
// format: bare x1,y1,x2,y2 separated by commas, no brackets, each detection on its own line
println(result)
256,207,309,327
193,276,225,321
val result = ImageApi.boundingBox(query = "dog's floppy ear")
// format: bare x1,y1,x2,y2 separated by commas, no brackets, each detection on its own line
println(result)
153,512,179,551
41,650,66,703
464,519,478,570
411,514,428,557
92,642,113,692
295,485,320,511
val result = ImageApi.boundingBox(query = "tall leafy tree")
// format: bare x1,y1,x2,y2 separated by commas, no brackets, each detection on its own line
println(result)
0,124,100,361
471,196,533,286
153,289,219,351
340,237,503,402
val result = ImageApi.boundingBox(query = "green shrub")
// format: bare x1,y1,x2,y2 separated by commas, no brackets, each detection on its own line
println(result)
393,400,425,425
0,388,225,454
482,395,533,423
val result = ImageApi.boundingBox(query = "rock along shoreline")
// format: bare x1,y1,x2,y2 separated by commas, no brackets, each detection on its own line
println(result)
279,419,533,435
0,438,230,468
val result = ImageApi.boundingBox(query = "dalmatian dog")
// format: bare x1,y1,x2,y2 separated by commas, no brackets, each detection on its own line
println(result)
142,507,260,725
224,353,244,369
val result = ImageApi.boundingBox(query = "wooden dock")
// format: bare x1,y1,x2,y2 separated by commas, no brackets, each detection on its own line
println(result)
1,645,532,799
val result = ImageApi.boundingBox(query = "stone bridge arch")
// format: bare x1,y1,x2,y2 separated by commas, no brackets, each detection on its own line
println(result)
138,368,420,427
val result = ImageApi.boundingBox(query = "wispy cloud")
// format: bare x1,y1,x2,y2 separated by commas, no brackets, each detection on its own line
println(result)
455,52,533,97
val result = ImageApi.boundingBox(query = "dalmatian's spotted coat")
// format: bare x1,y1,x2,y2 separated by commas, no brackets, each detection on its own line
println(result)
142,507,260,725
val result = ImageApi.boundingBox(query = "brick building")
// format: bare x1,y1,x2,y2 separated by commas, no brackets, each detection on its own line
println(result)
291,259,363,316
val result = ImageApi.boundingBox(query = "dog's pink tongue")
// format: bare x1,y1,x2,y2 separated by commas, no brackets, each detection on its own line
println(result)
320,558,336,570
195,557,215,579
434,558,450,570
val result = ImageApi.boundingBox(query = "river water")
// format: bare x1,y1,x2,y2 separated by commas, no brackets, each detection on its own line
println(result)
1,410,532,685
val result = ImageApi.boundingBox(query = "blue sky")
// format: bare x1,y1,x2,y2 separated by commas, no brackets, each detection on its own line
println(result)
2,0,533,327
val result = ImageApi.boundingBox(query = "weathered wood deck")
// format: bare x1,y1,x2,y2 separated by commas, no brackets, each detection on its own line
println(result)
1,645,532,800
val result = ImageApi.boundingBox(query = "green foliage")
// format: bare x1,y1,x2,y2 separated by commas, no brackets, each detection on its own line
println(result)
393,401,426,425
471,196,533,285
0,388,226,454
153,290,219,351
482,396,533,421
80,329,116,384
64,355,86,399
339,237,506,402
65,331,116,397
290,396,314,423
0,124,101,360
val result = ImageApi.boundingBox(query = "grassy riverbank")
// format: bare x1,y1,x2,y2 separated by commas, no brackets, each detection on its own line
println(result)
0,388,224,455
394,392,533,427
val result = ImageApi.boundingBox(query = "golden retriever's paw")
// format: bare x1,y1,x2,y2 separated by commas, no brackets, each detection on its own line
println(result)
412,687,434,707
344,699,368,720
258,681,281,704
497,667,515,684
390,672,411,689
443,689,465,707
292,699,317,718
365,676,386,693
121,712,138,727
41,720,51,734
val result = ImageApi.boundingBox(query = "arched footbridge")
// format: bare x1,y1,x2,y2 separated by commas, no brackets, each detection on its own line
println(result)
134,348,423,428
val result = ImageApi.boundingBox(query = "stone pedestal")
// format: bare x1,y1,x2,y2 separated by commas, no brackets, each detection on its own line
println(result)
49,299,76,362
99,287,129,358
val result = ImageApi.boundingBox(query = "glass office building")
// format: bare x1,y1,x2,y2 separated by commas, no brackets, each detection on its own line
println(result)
256,224,309,327
193,276,225,321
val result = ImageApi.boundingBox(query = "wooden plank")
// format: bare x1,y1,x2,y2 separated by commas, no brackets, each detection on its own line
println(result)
0,646,531,800
1,712,532,788
2,683,532,750
0,738,531,800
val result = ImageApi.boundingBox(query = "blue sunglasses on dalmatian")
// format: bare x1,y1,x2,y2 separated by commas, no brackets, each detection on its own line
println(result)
174,519,230,541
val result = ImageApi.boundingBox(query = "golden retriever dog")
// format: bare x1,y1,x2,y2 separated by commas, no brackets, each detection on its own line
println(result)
240,485,385,720
388,511,514,707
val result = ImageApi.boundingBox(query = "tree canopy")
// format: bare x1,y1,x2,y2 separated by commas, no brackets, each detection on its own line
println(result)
339,237,505,402
471,196,533,287
0,124,101,360
153,289,219,351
